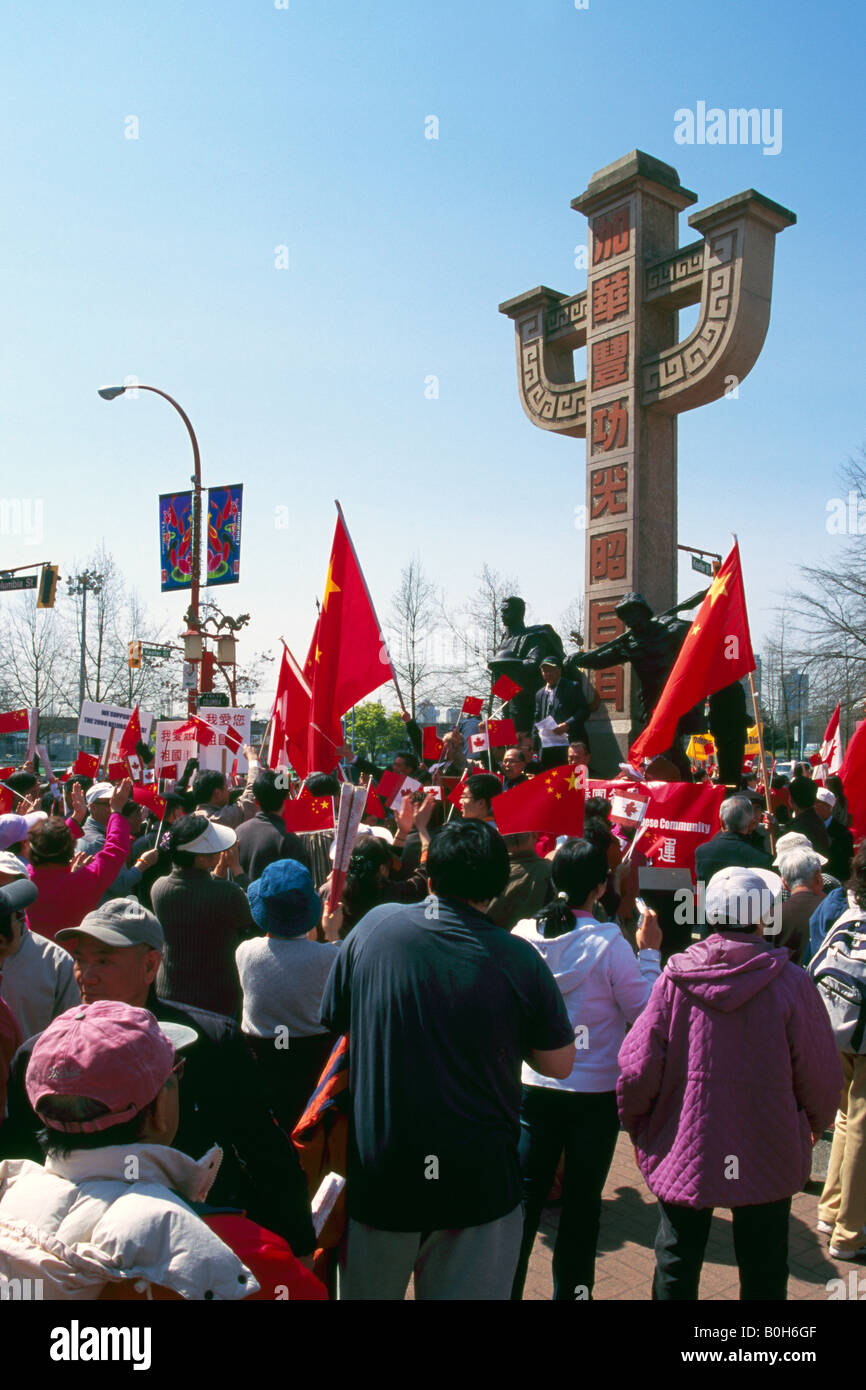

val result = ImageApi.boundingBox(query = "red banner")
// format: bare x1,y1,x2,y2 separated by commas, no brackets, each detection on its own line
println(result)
588,779,725,879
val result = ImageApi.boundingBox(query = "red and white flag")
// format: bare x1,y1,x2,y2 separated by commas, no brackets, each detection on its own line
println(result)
468,729,489,755
819,702,843,776
173,716,216,747
609,792,649,829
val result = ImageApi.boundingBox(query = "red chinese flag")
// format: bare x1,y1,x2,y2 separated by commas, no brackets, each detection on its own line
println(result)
840,720,866,843
307,513,391,772
132,784,166,818
175,717,216,747
491,674,522,700
108,761,128,780
373,770,404,806
0,709,30,734
422,726,443,762
72,752,101,777
493,764,585,837
448,771,469,810
118,706,142,758
159,764,178,781
461,696,484,717
363,790,387,821
0,767,15,781
223,725,243,754
0,788,13,814
630,542,755,765
269,646,311,777
487,718,518,748
282,795,335,832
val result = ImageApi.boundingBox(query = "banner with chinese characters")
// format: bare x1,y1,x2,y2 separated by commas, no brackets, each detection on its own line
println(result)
155,707,251,778
159,492,194,593
589,779,725,880
205,484,243,587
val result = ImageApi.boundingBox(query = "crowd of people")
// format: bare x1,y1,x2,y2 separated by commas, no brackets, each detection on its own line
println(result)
0,714,862,1303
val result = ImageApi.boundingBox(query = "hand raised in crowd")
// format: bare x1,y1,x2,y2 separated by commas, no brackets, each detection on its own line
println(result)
635,905,663,952
70,851,95,874
109,777,133,814
135,847,160,872
321,903,343,942
394,791,415,841
214,843,242,878
411,790,437,844
241,744,260,765
70,780,87,824
16,793,41,815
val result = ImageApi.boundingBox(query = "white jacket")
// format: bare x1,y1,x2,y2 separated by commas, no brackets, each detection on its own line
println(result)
513,912,661,1092
0,1143,259,1300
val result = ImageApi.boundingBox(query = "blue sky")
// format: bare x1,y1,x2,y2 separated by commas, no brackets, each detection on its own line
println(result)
0,0,862,711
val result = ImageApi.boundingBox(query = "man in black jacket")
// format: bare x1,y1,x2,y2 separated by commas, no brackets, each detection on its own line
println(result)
235,769,308,883
533,658,597,770
694,795,773,886
0,899,316,1261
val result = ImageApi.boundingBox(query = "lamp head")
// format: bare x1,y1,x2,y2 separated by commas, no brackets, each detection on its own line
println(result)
97,386,126,401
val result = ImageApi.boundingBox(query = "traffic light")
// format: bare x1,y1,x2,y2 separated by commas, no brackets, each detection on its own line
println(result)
128,641,142,669
36,563,59,609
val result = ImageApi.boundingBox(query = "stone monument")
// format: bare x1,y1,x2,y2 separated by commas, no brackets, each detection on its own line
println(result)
499,150,794,772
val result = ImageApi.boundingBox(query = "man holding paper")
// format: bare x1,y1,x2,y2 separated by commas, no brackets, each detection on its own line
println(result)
533,659,597,770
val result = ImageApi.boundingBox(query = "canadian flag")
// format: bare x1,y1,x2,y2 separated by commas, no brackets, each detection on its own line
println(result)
818,702,843,776
468,730,489,755
609,793,649,828
388,775,422,810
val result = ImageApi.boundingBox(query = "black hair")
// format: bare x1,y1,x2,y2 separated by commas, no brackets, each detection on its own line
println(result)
163,793,186,816
465,774,502,810
120,800,143,821
584,796,612,823
29,816,75,866
426,819,509,903
135,740,154,766
775,803,790,827
304,772,340,798
581,815,616,855
253,769,289,814
393,751,420,774
534,839,609,938
193,770,226,806
5,772,37,795
789,776,818,811
166,813,212,867
342,837,393,929
35,1096,150,1158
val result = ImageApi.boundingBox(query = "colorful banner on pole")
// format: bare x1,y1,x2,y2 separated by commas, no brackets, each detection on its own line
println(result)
205,484,243,587
159,492,194,592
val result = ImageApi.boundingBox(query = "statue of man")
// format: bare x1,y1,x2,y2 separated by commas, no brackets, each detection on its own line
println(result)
488,596,565,734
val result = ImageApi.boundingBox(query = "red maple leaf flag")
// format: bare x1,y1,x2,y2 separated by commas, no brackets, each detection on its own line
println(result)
307,508,392,772
491,674,522,700
819,701,843,775
461,696,484,717
493,764,585,837
0,709,30,734
630,541,755,766
118,706,142,759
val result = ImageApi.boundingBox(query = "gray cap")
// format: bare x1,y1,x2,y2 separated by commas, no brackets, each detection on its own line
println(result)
0,878,38,915
56,897,164,950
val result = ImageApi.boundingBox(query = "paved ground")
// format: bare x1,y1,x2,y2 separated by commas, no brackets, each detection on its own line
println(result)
520,1130,852,1301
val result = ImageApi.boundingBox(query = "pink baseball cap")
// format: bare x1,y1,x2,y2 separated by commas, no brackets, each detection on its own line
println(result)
0,812,47,851
26,1001,195,1133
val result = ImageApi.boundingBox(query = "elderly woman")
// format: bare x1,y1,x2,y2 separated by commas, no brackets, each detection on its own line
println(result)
236,858,342,1133
618,865,842,1300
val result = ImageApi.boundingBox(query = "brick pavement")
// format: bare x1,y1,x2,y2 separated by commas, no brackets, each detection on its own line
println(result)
520,1130,854,1302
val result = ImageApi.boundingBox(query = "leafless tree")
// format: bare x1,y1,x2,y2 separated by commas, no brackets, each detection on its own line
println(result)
387,558,441,717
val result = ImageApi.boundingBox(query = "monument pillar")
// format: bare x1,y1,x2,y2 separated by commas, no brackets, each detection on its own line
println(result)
499,150,794,772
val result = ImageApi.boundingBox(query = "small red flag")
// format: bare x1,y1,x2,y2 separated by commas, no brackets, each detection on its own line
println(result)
0,788,13,814
118,706,142,758
223,725,243,754
840,720,866,843
374,770,404,805
72,752,101,777
174,716,216,747
493,764,585,837
363,790,387,821
448,771,469,810
108,761,128,780
0,767,15,781
491,674,522,700
0,709,30,734
422,726,443,762
159,764,178,780
282,795,334,832
461,696,484,717
132,784,166,818
487,718,518,748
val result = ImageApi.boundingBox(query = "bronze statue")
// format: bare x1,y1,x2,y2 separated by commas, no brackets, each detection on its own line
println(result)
488,596,565,733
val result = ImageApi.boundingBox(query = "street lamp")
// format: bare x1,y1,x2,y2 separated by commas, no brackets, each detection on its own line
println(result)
99,383,203,715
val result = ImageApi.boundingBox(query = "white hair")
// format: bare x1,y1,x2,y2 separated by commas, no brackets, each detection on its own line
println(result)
777,847,822,890
719,796,754,834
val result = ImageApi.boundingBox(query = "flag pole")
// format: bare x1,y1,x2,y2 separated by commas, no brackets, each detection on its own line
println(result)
334,499,409,716
730,532,775,856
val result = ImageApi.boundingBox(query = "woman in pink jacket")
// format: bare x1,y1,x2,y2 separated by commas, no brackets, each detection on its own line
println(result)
25,779,147,941
617,866,842,1301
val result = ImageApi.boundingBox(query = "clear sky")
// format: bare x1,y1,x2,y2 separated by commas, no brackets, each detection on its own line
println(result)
0,0,862,712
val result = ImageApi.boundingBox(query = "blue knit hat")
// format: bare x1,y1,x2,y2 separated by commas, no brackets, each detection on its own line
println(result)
247,859,323,938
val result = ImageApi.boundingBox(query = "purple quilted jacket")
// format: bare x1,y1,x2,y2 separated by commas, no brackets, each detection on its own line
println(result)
617,933,842,1208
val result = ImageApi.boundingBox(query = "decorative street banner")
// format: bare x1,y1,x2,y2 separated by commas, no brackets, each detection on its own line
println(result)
78,701,154,746
159,492,193,592
205,484,243,587
155,707,251,777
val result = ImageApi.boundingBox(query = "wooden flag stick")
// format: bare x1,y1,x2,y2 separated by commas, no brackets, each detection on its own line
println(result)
101,728,114,775
748,671,775,856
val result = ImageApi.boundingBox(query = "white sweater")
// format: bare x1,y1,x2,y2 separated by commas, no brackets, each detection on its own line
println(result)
512,912,660,1092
